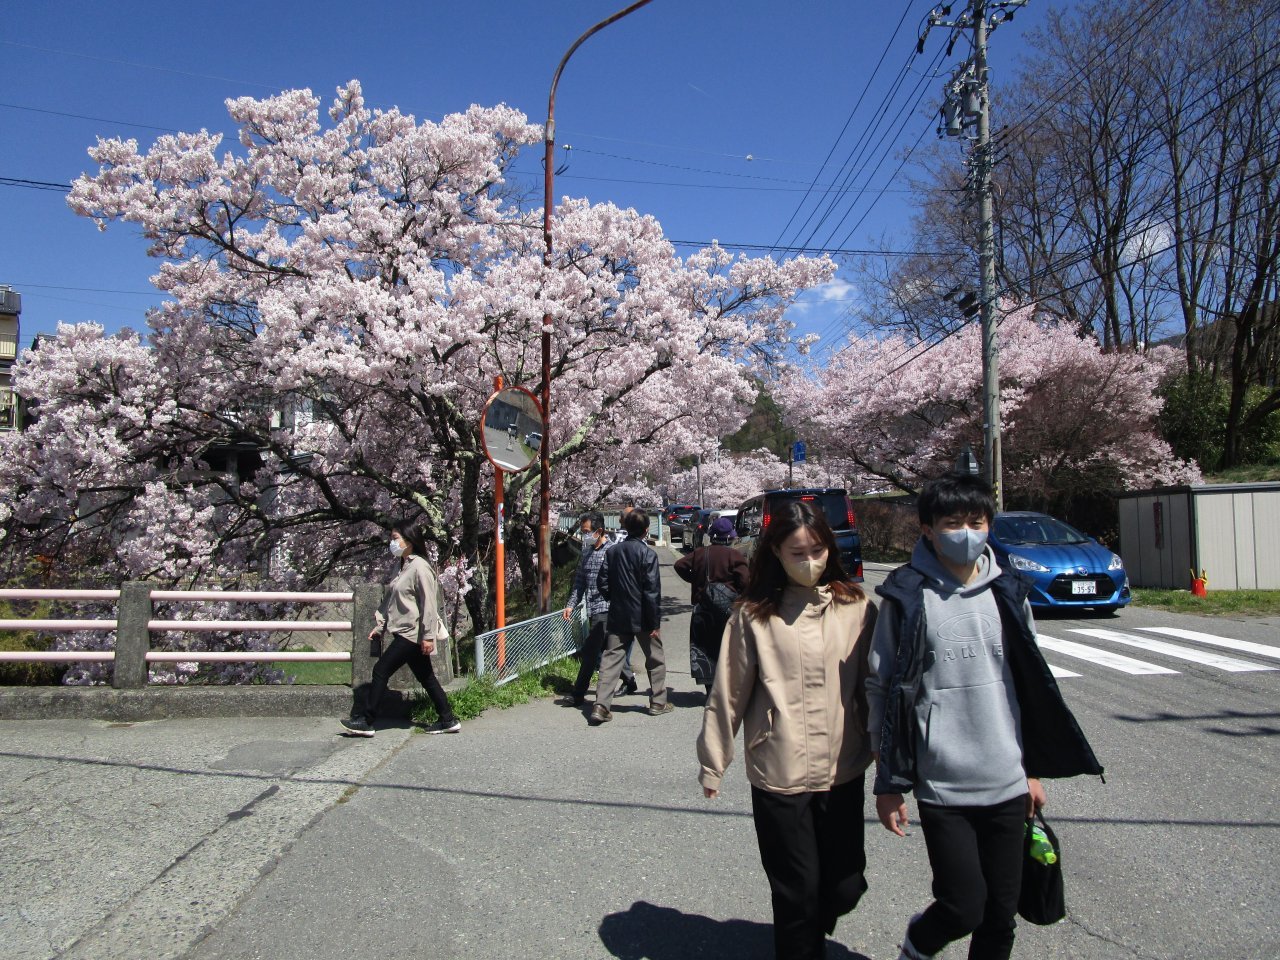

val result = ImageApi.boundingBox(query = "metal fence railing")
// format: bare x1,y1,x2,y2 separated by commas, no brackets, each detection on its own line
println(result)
473,606,586,687
557,512,666,541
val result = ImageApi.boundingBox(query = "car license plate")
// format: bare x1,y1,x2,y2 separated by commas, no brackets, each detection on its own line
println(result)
1071,580,1097,596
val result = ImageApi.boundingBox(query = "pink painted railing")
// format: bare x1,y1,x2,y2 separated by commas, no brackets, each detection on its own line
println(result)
0,587,356,670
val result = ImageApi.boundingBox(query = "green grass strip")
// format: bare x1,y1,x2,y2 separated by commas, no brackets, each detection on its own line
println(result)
1131,588,1280,617
411,655,580,724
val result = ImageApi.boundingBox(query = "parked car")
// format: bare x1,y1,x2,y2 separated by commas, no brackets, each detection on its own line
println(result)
684,508,739,551
524,431,542,450
988,511,1131,613
734,489,863,581
664,504,701,538
682,508,714,551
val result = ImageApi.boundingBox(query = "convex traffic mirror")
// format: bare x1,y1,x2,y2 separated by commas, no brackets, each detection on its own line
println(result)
479,386,545,472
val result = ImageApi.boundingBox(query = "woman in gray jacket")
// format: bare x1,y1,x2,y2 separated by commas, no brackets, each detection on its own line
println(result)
341,520,460,737
697,501,877,960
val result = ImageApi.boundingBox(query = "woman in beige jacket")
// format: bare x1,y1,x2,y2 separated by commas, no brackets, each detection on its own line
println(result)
340,519,460,737
697,500,877,960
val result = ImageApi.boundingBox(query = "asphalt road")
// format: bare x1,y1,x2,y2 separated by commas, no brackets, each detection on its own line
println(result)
1,550,1276,959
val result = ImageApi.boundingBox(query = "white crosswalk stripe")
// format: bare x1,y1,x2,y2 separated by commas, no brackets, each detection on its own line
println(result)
1036,634,1179,675
1047,663,1082,679
1070,628,1275,673
1136,627,1280,661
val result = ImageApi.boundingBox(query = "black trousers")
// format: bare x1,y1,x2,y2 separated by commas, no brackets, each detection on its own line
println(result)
751,775,868,960
356,635,455,724
572,613,610,698
910,794,1027,960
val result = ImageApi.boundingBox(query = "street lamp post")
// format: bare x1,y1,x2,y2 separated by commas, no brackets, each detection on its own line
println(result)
538,0,656,611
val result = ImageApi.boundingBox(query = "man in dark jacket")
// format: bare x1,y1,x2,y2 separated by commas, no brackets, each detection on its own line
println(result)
590,508,669,724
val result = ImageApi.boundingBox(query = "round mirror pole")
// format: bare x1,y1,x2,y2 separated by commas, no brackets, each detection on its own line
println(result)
491,380,509,676
492,377,506,644
478,379,545,667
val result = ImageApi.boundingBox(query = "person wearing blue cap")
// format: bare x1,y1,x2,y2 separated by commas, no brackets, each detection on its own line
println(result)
674,515,749,693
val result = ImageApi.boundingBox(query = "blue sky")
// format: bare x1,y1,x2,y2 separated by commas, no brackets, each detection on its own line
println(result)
0,0,1056,347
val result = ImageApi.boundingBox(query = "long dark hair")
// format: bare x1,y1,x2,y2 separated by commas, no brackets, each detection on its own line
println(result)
392,518,429,562
741,500,864,622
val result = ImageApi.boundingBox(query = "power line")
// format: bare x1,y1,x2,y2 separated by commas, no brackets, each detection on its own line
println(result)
799,46,948,254
0,39,283,90
667,239,962,257
820,8,1280,353
0,176,70,192
768,1,923,255
0,101,177,133
867,150,1280,381
553,146,918,191
788,45,946,254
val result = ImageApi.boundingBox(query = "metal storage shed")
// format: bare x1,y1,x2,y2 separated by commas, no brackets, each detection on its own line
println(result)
1117,483,1280,590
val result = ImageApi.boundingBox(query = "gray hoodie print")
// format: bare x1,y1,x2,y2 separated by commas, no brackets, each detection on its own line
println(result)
912,539,1028,807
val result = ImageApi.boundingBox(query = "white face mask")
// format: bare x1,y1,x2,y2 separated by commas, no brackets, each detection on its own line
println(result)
781,556,826,588
389,539,406,558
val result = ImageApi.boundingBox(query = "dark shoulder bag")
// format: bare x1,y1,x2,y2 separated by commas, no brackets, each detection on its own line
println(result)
1018,810,1066,925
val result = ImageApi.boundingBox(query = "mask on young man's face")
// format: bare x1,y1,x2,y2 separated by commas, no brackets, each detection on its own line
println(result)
930,527,988,565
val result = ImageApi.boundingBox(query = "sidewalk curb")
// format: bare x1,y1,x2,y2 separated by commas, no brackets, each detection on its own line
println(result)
0,685,362,721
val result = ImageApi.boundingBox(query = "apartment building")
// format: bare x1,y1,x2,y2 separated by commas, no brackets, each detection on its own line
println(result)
0,286,19,431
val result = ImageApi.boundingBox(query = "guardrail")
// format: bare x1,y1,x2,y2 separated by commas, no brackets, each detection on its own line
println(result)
473,605,586,687
0,583,392,688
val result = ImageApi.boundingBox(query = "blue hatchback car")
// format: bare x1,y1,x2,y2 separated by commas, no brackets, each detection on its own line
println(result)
988,512,1131,612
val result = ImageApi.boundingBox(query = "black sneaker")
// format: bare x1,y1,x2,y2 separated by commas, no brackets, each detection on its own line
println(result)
340,717,374,737
424,718,461,734
616,675,639,697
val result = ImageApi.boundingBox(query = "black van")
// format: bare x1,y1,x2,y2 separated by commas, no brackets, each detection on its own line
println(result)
734,488,864,582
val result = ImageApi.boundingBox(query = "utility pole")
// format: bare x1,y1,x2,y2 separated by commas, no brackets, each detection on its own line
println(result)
974,4,1001,510
921,0,1026,510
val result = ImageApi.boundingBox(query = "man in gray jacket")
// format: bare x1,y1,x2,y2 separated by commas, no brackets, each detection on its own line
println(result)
590,508,670,724
866,473,1099,960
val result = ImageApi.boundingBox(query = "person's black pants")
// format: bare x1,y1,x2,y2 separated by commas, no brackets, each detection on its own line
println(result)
751,775,868,960
909,794,1027,960
573,613,609,698
356,635,455,724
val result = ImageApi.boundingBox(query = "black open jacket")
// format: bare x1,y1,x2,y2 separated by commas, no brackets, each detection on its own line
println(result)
873,562,1104,796
597,536,662,635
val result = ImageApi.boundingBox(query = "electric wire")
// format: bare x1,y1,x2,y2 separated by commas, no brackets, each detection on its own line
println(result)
867,143,1280,381
820,5,1280,352
767,0,922,255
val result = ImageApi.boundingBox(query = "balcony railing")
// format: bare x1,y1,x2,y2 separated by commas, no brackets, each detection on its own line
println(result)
0,387,17,429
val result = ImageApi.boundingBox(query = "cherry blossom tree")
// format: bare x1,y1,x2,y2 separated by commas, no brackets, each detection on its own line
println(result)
0,81,831,636
775,303,1201,507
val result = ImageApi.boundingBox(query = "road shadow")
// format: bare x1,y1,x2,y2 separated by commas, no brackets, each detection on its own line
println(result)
661,594,692,617
598,900,870,960
667,689,709,709
1032,605,1121,620
1113,708,1280,737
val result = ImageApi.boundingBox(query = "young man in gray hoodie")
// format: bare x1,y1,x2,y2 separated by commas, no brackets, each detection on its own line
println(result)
866,473,1101,960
